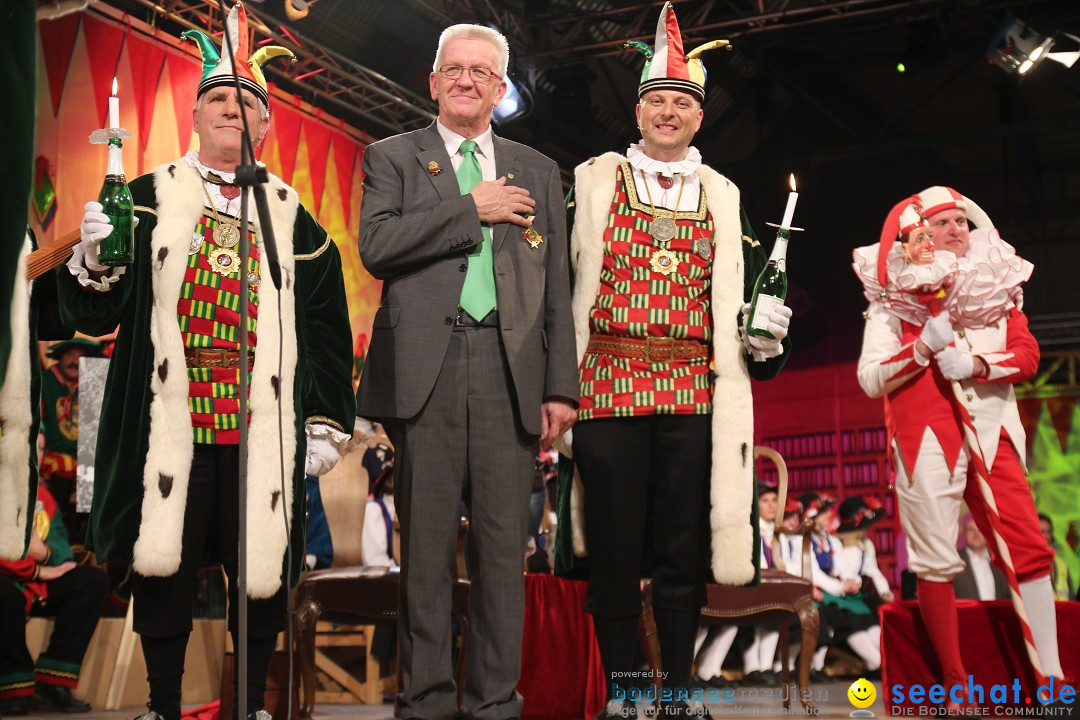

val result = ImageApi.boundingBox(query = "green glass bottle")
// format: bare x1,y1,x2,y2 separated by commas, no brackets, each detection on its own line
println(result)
746,230,789,339
97,136,134,266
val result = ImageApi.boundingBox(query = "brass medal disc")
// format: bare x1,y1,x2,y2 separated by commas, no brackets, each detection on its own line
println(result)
650,216,677,243
696,238,712,261
208,246,241,277
649,248,679,276
213,221,240,248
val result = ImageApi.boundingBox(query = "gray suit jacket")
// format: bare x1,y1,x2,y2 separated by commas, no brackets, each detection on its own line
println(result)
953,547,1009,600
355,122,578,434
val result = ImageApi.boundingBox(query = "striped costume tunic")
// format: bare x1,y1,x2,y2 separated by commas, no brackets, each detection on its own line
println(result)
577,163,714,420
177,210,260,444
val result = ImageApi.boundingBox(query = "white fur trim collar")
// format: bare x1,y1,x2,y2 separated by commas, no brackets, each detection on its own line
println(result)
131,159,300,598
0,238,33,559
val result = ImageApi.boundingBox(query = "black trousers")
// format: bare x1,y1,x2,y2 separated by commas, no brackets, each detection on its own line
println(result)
575,414,713,618
131,443,287,638
0,565,107,688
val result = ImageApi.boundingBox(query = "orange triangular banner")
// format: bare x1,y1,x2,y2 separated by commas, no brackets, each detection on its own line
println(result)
82,16,126,127
39,13,81,117
269,103,302,184
1045,397,1077,454
126,33,166,151
331,134,358,226
167,53,201,154
304,118,332,215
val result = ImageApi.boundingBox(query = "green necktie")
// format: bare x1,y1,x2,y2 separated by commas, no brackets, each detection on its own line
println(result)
456,139,496,320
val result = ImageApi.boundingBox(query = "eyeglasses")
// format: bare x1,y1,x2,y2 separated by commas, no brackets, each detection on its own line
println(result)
438,65,500,83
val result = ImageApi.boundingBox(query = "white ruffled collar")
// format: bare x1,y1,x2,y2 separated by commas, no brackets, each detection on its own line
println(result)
852,228,1032,328
626,144,702,177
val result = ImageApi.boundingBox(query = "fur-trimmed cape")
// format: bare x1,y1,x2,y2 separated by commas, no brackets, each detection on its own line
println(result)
563,152,782,585
0,238,33,559
57,160,355,598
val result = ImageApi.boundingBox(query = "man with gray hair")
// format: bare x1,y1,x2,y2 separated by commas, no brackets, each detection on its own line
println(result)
356,22,578,720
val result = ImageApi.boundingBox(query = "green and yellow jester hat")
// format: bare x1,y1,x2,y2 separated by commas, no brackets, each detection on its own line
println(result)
625,1,730,102
182,2,296,108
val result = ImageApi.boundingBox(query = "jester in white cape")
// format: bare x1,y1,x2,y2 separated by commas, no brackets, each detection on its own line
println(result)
853,187,1068,712
56,5,353,719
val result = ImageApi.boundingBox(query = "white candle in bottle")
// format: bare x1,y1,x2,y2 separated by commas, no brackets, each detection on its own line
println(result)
780,173,798,230
109,77,120,129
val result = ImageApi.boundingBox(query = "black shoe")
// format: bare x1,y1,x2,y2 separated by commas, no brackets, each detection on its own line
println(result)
742,670,779,686
808,669,830,684
699,675,735,690
0,698,30,716
32,685,91,713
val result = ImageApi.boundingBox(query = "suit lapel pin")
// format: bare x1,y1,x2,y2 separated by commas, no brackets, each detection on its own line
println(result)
507,173,515,179
427,160,441,176
523,215,542,249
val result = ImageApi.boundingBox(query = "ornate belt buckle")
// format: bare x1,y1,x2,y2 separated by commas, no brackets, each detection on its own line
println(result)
645,336,675,363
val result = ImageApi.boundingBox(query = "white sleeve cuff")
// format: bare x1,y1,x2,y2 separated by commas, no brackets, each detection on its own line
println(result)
306,422,351,452
913,343,932,367
67,245,125,291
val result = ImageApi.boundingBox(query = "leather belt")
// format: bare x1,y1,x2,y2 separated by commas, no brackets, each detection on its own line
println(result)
454,308,499,328
184,348,255,369
586,333,709,363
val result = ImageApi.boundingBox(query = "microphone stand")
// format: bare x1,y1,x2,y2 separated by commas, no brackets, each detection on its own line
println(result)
215,2,285,717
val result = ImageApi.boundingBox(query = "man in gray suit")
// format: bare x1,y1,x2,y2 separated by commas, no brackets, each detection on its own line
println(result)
355,23,578,720
953,516,1009,600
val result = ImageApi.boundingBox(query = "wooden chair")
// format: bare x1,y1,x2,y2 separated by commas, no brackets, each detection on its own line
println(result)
640,446,819,712
292,431,388,710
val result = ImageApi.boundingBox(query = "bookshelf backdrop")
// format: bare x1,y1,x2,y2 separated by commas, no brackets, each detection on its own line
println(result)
753,361,903,587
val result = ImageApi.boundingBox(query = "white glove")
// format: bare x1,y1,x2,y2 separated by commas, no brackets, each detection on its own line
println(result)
79,201,140,272
305,435,341,476
79,201,112,272
936,346,975,380
740,302,792,361
919,313,953,354
304,423,349,476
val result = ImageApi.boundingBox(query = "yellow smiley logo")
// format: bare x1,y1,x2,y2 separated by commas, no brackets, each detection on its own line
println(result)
847,677,876,709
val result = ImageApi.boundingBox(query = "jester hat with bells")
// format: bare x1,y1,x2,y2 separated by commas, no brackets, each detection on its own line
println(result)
625,1,730,102
182,2,296,109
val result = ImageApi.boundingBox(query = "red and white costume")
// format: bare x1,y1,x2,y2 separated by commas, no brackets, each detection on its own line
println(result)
855,227,1051,584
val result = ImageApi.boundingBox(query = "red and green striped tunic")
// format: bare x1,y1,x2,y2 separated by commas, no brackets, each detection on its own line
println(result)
177,211,260,444
577,164,715,420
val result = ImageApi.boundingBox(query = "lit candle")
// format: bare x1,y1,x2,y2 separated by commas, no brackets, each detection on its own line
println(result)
109,77,120,129
780,173,798,229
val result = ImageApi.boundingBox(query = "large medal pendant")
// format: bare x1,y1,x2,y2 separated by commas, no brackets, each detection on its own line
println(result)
208,246,241,277
650,216,677,243
650,247,679,276
213,221,240,248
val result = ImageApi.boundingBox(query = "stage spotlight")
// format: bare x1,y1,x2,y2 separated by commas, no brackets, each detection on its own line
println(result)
493,74,532,125
988,14,1078,77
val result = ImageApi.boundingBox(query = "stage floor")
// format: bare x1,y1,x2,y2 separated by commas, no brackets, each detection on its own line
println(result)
37,680,904,719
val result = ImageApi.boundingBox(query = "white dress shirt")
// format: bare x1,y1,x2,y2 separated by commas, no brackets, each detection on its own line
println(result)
967,547,998,601
436,120,496,182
